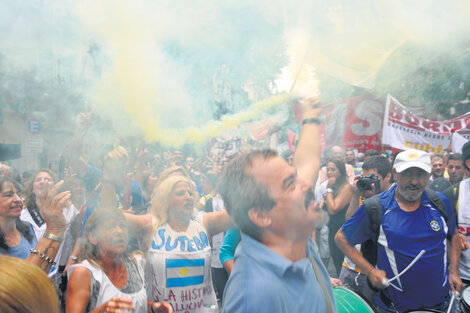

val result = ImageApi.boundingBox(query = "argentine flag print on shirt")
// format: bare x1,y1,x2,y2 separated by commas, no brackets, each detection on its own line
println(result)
146,216,218,312
166,258,205,287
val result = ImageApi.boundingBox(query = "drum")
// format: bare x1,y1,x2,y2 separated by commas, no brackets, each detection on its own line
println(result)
333,286,377,313
461,285,470,313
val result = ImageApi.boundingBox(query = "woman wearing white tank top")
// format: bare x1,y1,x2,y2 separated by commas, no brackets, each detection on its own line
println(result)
66,208,172,313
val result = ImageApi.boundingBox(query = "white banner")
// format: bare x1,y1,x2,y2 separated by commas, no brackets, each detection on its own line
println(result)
382,95,470,153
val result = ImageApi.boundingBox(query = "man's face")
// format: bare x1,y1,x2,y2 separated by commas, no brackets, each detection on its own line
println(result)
185,157,194,170
447,160,464,184
345,151,355,164
173,150,183,165
250,156,316,239
394,167,430,202
330,146,345,161
431,157,445,177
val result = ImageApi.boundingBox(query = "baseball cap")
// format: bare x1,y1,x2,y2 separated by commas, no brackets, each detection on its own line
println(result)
393,149,431,173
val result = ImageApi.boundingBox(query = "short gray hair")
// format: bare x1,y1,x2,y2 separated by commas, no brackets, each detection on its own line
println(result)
219,150,277,240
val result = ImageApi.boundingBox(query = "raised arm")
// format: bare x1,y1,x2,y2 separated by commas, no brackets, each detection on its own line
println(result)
293,98,322,185
62,111,93,177
325,183,353,215
203,210,233,237
26,181,69,273
123,213,153,235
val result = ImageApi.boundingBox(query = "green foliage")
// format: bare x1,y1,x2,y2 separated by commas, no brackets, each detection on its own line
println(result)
373,40,470,119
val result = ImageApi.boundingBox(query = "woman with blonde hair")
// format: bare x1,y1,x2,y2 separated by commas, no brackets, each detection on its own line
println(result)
156,166,191,186
0,255,59,313
66,207,172,313
125,175,232,313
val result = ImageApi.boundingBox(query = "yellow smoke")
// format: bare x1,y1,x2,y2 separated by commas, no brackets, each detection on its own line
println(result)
74,0,297,146
77,0,307,146
74,0,470,147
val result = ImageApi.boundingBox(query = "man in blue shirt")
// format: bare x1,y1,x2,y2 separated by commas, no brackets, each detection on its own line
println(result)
219,98,336,313
335,149,462,312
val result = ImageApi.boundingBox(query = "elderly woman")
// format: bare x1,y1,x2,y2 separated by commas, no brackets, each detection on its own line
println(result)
0,176,70,273
66,207,172,313
126,175,232,313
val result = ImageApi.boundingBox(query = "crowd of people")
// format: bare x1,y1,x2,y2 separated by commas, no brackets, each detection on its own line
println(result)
1,99,470,313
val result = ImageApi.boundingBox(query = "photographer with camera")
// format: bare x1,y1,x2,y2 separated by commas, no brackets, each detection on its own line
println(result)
338,156,393,304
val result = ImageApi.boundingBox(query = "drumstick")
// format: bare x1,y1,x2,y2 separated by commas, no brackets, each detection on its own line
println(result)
446,291,457,313
382,250,426,287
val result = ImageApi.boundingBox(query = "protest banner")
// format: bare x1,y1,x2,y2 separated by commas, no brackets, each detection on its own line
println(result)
246,117,272,140
323,94,384,151
382,95,470,153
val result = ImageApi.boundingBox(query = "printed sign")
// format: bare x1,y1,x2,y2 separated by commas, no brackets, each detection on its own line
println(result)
26,118,43,134
323,94,384,151
382,95,470,152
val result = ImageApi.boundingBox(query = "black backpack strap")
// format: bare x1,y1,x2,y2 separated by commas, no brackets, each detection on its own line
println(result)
361,195,383,267
425,188,452,239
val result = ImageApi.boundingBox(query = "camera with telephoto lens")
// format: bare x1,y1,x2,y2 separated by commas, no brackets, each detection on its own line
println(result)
356,174,380,191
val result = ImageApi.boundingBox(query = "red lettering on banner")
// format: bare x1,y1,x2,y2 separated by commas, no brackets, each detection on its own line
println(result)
465,115,470,129
337,94,384,152
389,102,403,121
389,98,470,134
446,119,463,131
454,115,470,134
404,112,420,127
421,120,443,133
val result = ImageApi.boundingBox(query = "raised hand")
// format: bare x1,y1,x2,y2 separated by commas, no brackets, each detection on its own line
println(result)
40,181,70,235
297,96,322,119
